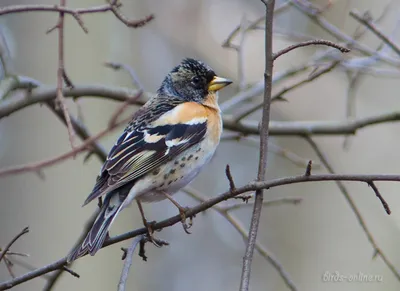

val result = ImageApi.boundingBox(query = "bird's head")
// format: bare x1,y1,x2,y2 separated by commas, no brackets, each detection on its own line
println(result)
158,58,232,102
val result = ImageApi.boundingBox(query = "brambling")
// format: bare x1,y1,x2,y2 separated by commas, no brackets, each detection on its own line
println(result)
67,58,232,262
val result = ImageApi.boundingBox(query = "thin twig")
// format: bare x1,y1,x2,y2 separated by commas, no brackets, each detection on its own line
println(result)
104,62,144,127
3,258,15,279
220,197,302,212
0,3,154,34
225,164,236,191
226,136,321,168
305,160,312,176
46,102,107,162
235,61,339,121
237,14,248,91
62,266,80,278
273,39,350,61
368,182,391,215
117,235,144,291
51,0,76,150
221,1,290,49
0,227,29,263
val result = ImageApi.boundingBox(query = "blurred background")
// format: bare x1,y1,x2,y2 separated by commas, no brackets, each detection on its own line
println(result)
1,0,400,290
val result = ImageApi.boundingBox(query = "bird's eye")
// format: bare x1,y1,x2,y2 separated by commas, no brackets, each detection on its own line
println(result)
191,76,201,86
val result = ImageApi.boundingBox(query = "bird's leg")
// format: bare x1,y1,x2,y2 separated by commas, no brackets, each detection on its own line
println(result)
136,200,161,247
162,191,192,234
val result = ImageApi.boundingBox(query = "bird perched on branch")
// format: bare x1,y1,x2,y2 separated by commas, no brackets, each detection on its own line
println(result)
67,58,232,262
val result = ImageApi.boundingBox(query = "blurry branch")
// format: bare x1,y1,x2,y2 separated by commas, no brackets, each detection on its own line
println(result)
350,10,400,57
4,84,400,136
271,60,338,101
7,77,109,165
239,0,275,290
2,85,400,179
368,181,391,215
2,172,399,290
50,0,76,150
220,0,400,117
237,15,248,91
0,227,29,263
1,78,400,138
221,134,320,168
0,115,130,178
0,30,16,100
221,1,290,50
220,197,302,212
220,0,397,114
117,235,145,291
0,227,29,279
0,83,139,118
104,62,144,127
236,60,340,120
184,187,299,291
304,137,400,281
223,112,400,135
343,4,399,148
47,103,108,162
0,0,153,153
289,0,400,66
0,2,154,32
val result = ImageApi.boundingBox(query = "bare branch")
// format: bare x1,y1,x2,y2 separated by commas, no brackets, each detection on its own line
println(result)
235,61,340,121
304,160,312,176
289,0,400,66
350,10,400,57
273,39,350,61
62,266,80,278
221,197,302,212
239,1,275,290
117,236,145,291
0,3,154,33
368,182,391,215
0,227,29,263
225,164,236,191
2,172,400,289
224,111,400,136
0,116,130,178
4,83,400,138
51,0,76,151
104,62,144,127
46,102,107,162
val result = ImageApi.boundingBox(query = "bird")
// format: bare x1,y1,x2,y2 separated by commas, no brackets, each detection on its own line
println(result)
66,58,232,263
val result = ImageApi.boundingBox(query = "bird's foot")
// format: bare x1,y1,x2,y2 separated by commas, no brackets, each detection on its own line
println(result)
161,191,193,234
178,206,193,234
143,220,162,248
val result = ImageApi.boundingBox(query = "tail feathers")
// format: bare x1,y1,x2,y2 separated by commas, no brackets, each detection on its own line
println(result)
67,199,122,263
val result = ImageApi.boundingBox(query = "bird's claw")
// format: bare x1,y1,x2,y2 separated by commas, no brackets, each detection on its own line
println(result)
179,207,193,234
144,220,162,248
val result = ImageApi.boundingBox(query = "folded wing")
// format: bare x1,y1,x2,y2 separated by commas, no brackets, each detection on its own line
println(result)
83,102,208,206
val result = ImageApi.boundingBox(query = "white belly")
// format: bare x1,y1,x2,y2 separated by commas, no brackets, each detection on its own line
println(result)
135,140,216,203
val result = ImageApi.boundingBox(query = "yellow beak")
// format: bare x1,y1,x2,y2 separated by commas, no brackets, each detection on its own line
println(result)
208,76,232,92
